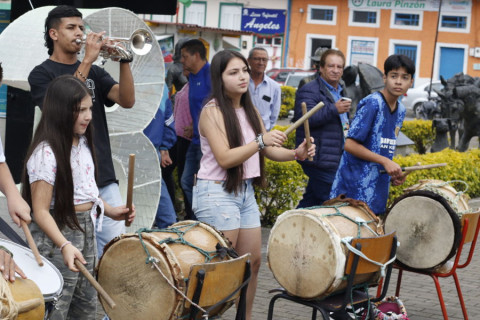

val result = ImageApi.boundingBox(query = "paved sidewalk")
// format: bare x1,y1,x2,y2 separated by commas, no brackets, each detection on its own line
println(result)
2,198,480,319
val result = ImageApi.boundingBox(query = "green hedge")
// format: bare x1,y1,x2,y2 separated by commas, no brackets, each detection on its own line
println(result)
401,119,434,154
279,85,296,119
388,148,480,206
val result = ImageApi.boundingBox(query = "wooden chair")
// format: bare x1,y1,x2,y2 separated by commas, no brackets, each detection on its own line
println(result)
394,211,480,320
183,253,251,320
267,232,397,320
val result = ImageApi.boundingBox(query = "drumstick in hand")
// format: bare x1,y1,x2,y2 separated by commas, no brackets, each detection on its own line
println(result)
74,259,116,309
20,220,43,267
301,102,313,161
125,154,135,227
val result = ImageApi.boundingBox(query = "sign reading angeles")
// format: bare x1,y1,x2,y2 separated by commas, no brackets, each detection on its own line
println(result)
241,8,285,34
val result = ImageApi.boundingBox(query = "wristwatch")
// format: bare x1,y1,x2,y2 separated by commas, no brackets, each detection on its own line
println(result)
255,134,265,150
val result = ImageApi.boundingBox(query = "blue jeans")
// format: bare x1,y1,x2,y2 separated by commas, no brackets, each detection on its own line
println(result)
97,183,125,257
155,151,177,228
180,143,202,218
297,166,336,208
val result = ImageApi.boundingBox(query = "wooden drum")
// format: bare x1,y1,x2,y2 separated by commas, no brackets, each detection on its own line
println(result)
1,277,44,320
97,221,233,320
267,200,383,299
384,179,471,270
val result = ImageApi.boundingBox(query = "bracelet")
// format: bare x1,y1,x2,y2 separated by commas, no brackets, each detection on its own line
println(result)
0,245,13,257
255,134,265,150
77,69,88,82
60,241,72,252
119,58,133,63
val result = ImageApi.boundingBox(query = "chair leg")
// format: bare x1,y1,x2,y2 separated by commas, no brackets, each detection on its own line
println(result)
395,269,403,297
431,274,449,320
452,272,469,320
267,294,281,320
376,278,384,298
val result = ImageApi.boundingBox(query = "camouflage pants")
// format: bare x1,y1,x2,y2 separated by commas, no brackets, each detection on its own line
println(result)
30,210,97,320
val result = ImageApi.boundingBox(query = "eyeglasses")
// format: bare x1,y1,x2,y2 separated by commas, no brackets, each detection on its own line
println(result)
251,57,268,62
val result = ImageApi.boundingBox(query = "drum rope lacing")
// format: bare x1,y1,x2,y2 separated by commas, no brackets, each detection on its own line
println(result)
0,277,18,319
419,180,473,217
135,223,225,320
341,237,396,278
309,203,380,238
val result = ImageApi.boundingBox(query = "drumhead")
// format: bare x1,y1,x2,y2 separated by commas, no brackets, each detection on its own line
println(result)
385,190,462,270
0,238,63,301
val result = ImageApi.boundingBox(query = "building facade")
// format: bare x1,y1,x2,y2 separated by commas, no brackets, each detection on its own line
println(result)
288,0,480,84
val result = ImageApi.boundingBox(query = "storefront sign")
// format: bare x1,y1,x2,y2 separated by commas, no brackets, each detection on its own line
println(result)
241,8,285,35
348,0,471,12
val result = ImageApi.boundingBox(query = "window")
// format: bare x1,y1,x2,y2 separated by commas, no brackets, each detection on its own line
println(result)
149,14,173,23
219,4,242,30
184,2,206,26
394,13,419,26
349,9,380,28
307,5,337,25
390,11,423,30
257,36,282,47
441,15,466,29
439,13,470,33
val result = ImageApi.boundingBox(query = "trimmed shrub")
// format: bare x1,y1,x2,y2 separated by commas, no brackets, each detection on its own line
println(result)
401,119,434,154
279,85,296,119
388,148,480,207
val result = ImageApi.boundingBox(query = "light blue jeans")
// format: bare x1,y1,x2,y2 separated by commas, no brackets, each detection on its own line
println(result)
96,183,125,258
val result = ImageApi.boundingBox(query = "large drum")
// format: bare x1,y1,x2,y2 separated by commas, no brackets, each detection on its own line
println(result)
267,200,383,299
384,179,471,270
0,238,63,320
97,221,233,320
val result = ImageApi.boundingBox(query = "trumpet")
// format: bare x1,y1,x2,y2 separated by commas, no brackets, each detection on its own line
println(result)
76,28,153,62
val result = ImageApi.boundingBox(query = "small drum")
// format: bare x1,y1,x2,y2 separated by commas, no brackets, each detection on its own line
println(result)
97,221,233,320
267,200,383,299
0,238,63,319
384,179,471,270
3,277,45,320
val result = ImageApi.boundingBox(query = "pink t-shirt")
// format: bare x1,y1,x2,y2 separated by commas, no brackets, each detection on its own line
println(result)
173,83,192,140
197,99,260,181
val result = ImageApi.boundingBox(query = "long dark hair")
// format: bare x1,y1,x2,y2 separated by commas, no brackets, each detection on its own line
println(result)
22,75,96,231
209,50,265,194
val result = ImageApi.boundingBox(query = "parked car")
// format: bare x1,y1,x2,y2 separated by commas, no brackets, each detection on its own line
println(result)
266,68,309,85
402,80,444,115
284,71,317,89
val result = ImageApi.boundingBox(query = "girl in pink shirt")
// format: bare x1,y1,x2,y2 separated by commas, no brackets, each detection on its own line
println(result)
193,50,315,320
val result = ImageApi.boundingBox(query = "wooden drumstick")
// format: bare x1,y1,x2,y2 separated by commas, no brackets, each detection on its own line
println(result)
74,259,116,309
301,102,313,161
17,297,44,314
125,154,135,227
284,102,324,136
20,220,43,267
380,163,447,174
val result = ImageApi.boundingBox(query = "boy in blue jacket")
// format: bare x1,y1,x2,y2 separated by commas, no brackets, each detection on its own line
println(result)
144,86,177,227
330,54,414,215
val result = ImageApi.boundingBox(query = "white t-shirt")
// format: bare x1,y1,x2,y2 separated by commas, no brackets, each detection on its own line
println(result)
0,137,5,163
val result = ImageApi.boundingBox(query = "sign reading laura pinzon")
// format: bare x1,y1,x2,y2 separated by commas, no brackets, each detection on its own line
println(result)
241,8,285,34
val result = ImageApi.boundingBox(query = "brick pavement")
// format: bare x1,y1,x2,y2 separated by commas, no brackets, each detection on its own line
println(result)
1,197,479,319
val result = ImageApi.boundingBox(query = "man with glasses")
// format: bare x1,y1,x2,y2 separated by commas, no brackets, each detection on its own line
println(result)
247,47,281,131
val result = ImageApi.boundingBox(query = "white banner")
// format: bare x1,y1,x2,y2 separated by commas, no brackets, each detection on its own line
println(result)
348,0,471,13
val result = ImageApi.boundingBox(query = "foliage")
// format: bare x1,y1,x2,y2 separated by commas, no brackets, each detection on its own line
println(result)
401,119,434,154
279,85,296,119
255,158,307,227
271,124,296,149
388,148,480,207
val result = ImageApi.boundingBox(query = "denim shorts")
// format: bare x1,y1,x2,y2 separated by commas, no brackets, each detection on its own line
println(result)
192,179,261,231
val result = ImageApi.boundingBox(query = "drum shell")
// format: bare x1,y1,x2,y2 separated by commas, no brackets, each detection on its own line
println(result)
267,204,382,299
384,186,465,271
97,221,232,320
5,277,45,320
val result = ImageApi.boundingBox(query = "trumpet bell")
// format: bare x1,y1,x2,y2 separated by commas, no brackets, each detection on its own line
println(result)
130,28,153,56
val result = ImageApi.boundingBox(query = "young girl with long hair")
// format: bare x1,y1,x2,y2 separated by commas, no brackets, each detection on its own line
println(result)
193,50,315,319
22,75,135,319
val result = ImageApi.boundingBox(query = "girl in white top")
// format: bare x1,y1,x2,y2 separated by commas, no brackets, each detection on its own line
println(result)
193,50,315,320
22,75,135,319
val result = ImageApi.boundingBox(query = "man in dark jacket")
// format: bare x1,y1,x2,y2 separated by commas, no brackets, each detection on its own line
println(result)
294,49,352,207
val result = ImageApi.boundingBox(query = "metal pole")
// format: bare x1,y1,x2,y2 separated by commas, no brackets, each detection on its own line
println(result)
428,0,443,98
